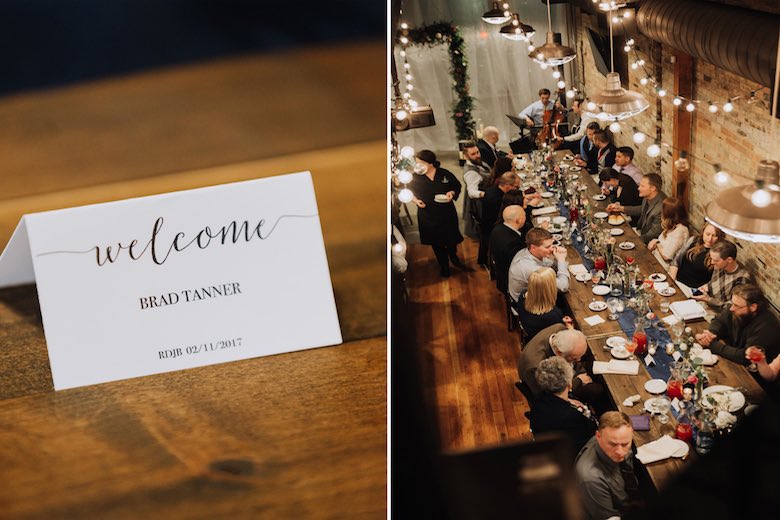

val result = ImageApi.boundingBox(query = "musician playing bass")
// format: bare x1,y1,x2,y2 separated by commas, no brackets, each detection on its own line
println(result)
519,88,562,130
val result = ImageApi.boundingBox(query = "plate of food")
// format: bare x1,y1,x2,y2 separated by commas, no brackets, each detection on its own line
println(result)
644,379,668,394
606,336,627,349
434,194,449,203
592,285,611,296
569,166,582,172
701,385,745,412
610,228,624,236
611,346,630,359
592,194,606,201
589,300,608,311
594,212,609,219
608,214,625,225
618,241,635,250
649,273,667,282
552,216,568,224
658,287,677,297
541,192,555,198
575,273,590,282
552,234,563,241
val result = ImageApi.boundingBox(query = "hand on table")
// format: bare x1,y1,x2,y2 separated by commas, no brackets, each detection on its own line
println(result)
606,202,624,213
574,158,586,167
695,330,717,347
562,316,574,329
692,286,709,301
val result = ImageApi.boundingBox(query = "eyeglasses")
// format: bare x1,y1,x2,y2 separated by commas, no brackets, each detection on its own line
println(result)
730,302,747,310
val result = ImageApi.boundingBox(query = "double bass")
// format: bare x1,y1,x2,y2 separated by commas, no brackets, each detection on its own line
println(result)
534,94,567,150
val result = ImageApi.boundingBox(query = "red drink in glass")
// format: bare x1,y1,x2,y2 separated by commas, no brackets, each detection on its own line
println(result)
569,206,579,222
594,257,607,270
675,422,693,442
625,254,635,264
633,331,647,355
667,379,683,399
748,350,765,363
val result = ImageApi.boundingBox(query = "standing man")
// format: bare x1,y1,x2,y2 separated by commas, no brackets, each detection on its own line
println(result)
607,173,667,245
614,146,644,185
692,240,754,311
462,143,492,239
477,126,514,168
479,172,520,267
575,412,640,520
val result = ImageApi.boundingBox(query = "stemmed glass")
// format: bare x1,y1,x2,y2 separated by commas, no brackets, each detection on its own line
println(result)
625,339,638,360
671,321,685,342
746,347,765,373
590,269,602,285
607,297,621,321
651,396,671,424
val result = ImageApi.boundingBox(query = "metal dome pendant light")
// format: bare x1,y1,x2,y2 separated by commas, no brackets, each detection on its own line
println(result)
529,0,576,66
500,13,535,42
482,1,511,25
582,4,648,122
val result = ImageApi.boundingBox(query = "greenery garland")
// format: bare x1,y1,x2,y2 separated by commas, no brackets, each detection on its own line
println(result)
404,22,476,141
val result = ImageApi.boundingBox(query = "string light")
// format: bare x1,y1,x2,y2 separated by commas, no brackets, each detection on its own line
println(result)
657,88,667,97
685,102,696,112
552,69,561,79
401,146,415,159
708,102,718,113
609,121,621,133
557,80,566,89
673,97,682,106
397,170,413,184
713,165,731,186
398,188,414,203
640,78,648,86
632,128,646,144
647,143,661,157
723,100,734,112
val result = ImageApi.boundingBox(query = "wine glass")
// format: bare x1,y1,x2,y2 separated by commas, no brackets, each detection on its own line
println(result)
651,396,671,424
747,347,765,373
671,321,685,342
607,297,621,321
590,268,601,285
625,253,635,265
625,339,638,360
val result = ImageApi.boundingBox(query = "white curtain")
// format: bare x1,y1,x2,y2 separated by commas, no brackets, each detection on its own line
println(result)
395,0,572,154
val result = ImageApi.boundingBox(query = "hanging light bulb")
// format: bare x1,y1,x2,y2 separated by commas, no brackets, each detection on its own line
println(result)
751,188,771,207
685,102,696,112
481,1,512,24
632,129,646,144
566,89,576,99
647,143,661,157
674,151,690,172
540,63,548,70
723,101,734,112
395,109,408,121
708,102,718,113
713,166,730,186
672,97,682,106
631,62,639,70
398,188,414,203
640,78,648,86
552,70,561,79
401,146,415,159
528,44,535,52
400,50,406,58
624,45,631,52
529,0,575,65
557,80,566,89
397,170,413,184
657,88,667,97
609,121,621,133
586,101,597,111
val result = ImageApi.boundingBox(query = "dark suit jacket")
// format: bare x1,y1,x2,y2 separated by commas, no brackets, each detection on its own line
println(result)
529,393,598,456
596,144,617,171
625,191,667,244
481,185,505,239
477,138,506,169
489,223,525,294
611,173,641,207
517,323,588,397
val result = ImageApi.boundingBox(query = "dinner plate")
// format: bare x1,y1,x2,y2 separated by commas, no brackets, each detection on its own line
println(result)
569,166,582,172
618,241,635,250
644,397,667,413
589,301,607,311
670,438,689,458
575,273,590,282
644,379,667,394
658,287,677,296
609,216,625,225
563,154,574,161
592,285,611,296
649,273,667,282
594,212,608,219
611,348,630,359
552,216,568,224
606,336,627,349
541,192,555,198
552,234,563,240
610,228,625,236
701,385,746,412
434,194,449,203
592,194,606,201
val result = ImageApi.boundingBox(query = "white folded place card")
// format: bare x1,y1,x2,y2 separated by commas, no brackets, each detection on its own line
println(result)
0,172,343,390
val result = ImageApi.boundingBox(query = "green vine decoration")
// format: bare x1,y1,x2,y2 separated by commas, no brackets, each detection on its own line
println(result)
403,22,476,141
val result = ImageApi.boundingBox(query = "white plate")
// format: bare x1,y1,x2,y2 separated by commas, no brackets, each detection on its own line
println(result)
578,185,588,191
658,287,677,297
670,438,689,458
701,385,746,412
594,212,609,219
592,285,611,296
644,379,667,394
552,216,568,224
644,397,667,413
575,273,590,282
606,336,627,348
649,273,667,282
592,194,606,201
541,192,555,198
610,228,624,236
552,234,563,240
569,166,582,172
589,301,607,311
611,348,630,359
569,174,580,179
609,216,625,225
563,155,574,161
434,194,449,203
618,241,635,250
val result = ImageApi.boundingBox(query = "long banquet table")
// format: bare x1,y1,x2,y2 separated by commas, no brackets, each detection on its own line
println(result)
524,150,765,491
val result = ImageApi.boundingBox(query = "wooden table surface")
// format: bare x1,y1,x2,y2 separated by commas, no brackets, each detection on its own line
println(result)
528,152,764,491
0,43,386,519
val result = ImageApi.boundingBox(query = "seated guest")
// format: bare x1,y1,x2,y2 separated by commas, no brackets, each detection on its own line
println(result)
669,223,725,293
696,284,780,365
613,146,643,185
488,156,514,186
592,129,617,172
648,197,690,262
517,267,566,340
462,143,492,238
575,412,640,520
746,346,780,382
498,188,541,237
490,205,526,295
508,227,570,301
607,173,667,245
602,168,641,207
574,122,601,174
517,325,604,406
692,240,753,311
529,356,598,456
477,126,513,168
479,172,520,267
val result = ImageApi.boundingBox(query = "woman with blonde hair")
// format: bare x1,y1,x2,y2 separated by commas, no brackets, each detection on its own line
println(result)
517,266,566,340
648,196,690,263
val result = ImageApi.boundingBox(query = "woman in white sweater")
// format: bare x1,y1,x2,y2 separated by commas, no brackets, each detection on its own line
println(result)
648,197,690,263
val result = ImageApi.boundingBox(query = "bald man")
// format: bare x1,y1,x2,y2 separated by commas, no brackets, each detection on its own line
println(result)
477,125,514,168
489,204,526,295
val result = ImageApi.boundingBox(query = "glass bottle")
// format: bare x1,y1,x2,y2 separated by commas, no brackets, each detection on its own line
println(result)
695,412,715,455
633,317,648,356
675,397,694,443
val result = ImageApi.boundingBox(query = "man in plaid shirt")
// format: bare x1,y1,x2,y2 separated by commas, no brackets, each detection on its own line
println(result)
692,240,754,311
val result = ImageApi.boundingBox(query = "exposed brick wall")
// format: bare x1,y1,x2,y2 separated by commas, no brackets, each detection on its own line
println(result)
574,7,780,308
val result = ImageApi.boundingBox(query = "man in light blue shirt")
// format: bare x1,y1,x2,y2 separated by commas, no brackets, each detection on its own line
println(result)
508,227,570,300
519,88,555,128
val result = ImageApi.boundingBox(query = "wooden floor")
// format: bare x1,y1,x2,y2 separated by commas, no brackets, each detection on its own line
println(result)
406,236,532,452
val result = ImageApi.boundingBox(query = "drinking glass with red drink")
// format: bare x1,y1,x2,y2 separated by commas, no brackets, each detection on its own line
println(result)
569,206,579,222
633,330,647,356
667,379,683,399
625,253,635,265
746,346,765,373
594,256,607,270
625,339,638,360
675,422,693,442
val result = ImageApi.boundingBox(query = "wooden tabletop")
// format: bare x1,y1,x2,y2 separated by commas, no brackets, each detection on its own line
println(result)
528,152,765,491
0,44,386,518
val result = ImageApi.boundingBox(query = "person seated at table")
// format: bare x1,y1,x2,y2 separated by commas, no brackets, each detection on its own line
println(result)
508,227,570,301
592,129,617,172
529,356,598,456
695,284,780,365
602,167,641,207
692,240,753,311
574,122,601,174
479,171,521,267
497,188,540,236
647,197,690,263
517,324,605,407
668,223,726,293
517,267,567,340
477,126,514,168
490,205,527,295
607,173,667,245
488,156,514,186
613,146,644,186
575,411,640,520
746,346,780,383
